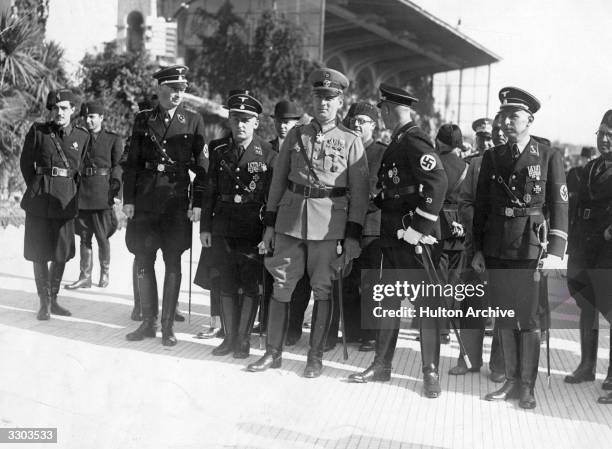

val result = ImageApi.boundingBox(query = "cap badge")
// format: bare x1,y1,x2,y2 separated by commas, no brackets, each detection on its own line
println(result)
239,105,245,110
176,67,185,74
239,96,247,103
323,80,331,88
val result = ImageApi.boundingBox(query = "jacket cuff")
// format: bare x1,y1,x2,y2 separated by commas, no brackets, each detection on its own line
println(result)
345,221,363,241
548,234,566,258
411,215,435,236
263,211,277,227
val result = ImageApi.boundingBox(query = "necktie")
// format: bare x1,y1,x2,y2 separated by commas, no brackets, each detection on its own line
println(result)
163,112,171,126
512,144,520,162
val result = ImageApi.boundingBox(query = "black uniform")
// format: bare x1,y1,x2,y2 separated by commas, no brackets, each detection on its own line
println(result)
20,121,89,318
200,134,276,357
350,121,448,394
475,137,568,408
565,156,612,391
123,104,207,345
69,129,122,288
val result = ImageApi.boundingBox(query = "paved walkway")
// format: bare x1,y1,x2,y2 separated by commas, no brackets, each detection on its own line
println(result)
0,226,611,449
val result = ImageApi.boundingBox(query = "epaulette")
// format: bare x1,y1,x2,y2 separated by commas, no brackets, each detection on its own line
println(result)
74,125,89,133
337,121,360,137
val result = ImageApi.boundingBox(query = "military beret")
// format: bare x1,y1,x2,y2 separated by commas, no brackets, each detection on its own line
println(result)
581,146,597,158
498,86,540,114
153,65,188,85
377,83,419,108
436,124,463,148
600,110,612,128
308,68,349,96
81,101,105,116
472,118,493,136
226,89,262,116
271,100,302,119
348,102,379,123
46,89,79,110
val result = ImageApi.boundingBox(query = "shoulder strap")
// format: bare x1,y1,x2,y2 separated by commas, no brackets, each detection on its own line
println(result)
296,128,322,186
146,123,176,164
48,132,70,168
449,163,469,196
489,149,524,206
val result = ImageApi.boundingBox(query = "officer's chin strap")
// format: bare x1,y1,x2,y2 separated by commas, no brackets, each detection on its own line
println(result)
535,221,551,387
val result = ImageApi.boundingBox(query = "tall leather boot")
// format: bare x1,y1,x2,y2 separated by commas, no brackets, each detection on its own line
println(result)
234,295,258,359
348,328,398,383
565,329,598,383
33,262,50,320
519,330,541,409
603,341,612,390
489,326,506,382
161,272,181,346
247,298,288,371
130,260,142,321
421,324,442,398
304,299,332,378
98,242,110,288
49,262,71,316
212,293,238,355
126,266,158,341
485,329,520,401
449,328,483,375
65,244,92,289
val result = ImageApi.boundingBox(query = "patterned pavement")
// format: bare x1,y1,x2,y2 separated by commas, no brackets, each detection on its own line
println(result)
0,226,611,449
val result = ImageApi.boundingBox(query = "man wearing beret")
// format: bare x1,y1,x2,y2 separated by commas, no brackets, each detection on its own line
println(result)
65,102,123,290
565,111,612,404
20,89,90,320
199,90,276,358
474,87,568,409
123,65,208,346
348,84,449,399
247,68,369,378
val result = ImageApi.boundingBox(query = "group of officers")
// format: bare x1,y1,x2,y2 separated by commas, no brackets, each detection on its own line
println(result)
19,63,612,408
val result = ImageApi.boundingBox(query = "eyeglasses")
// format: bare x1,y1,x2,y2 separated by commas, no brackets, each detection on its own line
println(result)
596,130,612,140
351,117,374,125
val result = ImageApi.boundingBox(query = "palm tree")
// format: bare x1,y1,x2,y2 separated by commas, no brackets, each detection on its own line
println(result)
0,9,65,206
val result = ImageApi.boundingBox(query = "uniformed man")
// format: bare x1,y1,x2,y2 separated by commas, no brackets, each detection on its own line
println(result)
200,90,276,358
65,101,122,289
491,113,507,146
338,102,386,351
247,68,369,378
566,111,612,404
566,146,597,237
348,84,448,399
434,124,468,344
123,65,207,346
469,118,494,159
20,89,89,320
262,100,312,343
474,87,568,409
449,117,505,382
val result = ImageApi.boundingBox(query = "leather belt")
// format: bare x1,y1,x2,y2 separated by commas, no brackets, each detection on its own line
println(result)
144,161,185,172
219,194,262,204
379,185,417,201
287,180,346,198
495,206,543,218
36,166,76,177
83,167,111,177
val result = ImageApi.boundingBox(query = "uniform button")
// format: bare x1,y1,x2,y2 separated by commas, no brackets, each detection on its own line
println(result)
511,187,516,190
184,135,188,139
163,140,167,144
511,175,516,179
235,185,239,189
236,168,240,172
